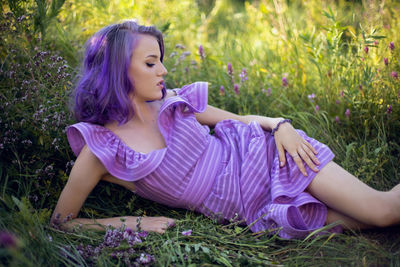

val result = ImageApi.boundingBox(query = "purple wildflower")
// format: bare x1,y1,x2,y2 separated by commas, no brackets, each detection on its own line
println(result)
219,85,225,95
387,105,392,114
392,71,398,79
198,45,205,59
336,99,340,104
345,109,350,118
340,90,344,97
240,68,247,82
17,15,26,22
384,57,389,66
227,63,233,76
51,213,61,228
282,77,288,87
373,41,378,46
389,42,395,50
262,87,271,96
182,229,192,236
335,116,340,123
307,93,316,101
123,227,134,238
315,105,320,112
364,46,369,54
0,231,17,248
139,253,152,264
359,84,363,90
234,84,240,95
138,231,148,238
175,44,185,49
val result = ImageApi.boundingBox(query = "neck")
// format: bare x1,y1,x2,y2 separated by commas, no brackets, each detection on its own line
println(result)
131,97,156,124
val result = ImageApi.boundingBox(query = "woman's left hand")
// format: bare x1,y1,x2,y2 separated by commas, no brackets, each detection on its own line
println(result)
273,122,320,176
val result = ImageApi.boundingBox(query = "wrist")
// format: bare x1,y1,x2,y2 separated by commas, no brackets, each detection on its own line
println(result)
271,119,292,136
244,115,284,131
270,117,285,129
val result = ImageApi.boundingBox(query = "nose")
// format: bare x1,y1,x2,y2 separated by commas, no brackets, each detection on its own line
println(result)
158,63,168,76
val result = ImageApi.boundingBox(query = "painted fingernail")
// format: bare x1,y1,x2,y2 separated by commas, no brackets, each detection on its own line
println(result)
280,161,284,167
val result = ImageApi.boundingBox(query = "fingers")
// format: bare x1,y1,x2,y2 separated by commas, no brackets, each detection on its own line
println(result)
166,218,176,228
277,144,286,167
301,143,320,166
290,153,308,176
290,147,320,176
297,148,319,173
141,217,176,234
304,140,318,155
169,219,176,227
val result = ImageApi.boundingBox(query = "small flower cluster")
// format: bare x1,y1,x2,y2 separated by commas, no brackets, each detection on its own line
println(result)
61,226,153,266
168,44,196,73
225,63,250,95
198,45,205,60
282,77,288,87
0,230,18,248
239,68,247,82
0,17,75,207
181,229,192,236
261,88,272,96
51,213,73,230
382,41,398,80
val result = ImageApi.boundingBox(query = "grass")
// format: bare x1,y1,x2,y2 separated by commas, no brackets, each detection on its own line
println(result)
0,0,399,265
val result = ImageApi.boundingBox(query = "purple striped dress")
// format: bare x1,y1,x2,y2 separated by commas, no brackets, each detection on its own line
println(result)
67,82,336,239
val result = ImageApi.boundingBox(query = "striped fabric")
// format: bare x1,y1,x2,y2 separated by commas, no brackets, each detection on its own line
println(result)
67,82,337,239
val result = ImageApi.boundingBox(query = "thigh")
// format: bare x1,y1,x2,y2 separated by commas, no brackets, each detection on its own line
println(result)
326,208,371,230
307,161,390,225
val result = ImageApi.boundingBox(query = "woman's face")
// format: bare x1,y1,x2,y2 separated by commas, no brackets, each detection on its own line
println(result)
128,34,167,102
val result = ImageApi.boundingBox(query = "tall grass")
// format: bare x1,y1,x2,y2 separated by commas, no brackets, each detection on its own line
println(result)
1,0,399,265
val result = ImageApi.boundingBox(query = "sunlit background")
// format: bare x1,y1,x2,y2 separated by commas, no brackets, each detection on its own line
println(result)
1,0,399,265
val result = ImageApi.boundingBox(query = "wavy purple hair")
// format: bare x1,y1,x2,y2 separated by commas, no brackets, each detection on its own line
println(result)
73,20,166,125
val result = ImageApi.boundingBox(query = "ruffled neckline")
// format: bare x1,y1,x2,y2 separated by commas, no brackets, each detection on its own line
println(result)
90,92,185,156
92,123,168,156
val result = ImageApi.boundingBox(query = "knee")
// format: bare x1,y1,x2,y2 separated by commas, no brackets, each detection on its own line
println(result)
366,194,397,227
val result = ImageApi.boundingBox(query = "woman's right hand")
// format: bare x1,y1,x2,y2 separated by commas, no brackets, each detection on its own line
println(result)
128,216,176,234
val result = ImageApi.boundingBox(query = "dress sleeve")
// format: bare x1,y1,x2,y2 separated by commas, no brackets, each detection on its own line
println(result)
66,122,166,181
174,81,208,113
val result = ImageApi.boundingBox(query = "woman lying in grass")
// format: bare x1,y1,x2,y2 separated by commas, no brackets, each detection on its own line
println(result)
51,20,400,239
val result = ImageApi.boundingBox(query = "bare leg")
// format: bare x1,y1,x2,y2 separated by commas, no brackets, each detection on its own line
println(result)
326,208,371,230
307,162,400,228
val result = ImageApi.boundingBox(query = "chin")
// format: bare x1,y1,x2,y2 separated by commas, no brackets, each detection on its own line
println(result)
146,91,163,102
157,89,165,99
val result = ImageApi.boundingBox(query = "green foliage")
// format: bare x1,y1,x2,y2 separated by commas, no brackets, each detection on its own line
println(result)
0,0,400,265
0,9,74,209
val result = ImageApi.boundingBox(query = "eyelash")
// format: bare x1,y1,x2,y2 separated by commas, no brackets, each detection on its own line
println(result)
146,63,155,67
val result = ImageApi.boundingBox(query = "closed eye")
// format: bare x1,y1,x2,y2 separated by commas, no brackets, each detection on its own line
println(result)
146,63,155,67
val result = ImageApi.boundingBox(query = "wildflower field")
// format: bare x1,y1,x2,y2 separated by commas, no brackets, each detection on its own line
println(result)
1,0,399,265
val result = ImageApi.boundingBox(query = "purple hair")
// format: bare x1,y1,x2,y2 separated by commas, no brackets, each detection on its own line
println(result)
73,20,166,125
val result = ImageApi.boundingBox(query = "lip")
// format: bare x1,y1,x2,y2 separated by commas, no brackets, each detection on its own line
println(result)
157,80,164,88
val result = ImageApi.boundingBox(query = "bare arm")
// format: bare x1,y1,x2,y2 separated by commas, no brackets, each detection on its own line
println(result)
195,105,320,176
51,145,175,233
195,104,284,130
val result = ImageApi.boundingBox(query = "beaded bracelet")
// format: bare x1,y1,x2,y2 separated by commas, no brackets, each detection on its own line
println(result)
136,216,142,232
271,119,292,136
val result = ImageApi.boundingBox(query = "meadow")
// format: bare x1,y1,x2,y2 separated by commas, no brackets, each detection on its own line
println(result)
0,0,399,265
